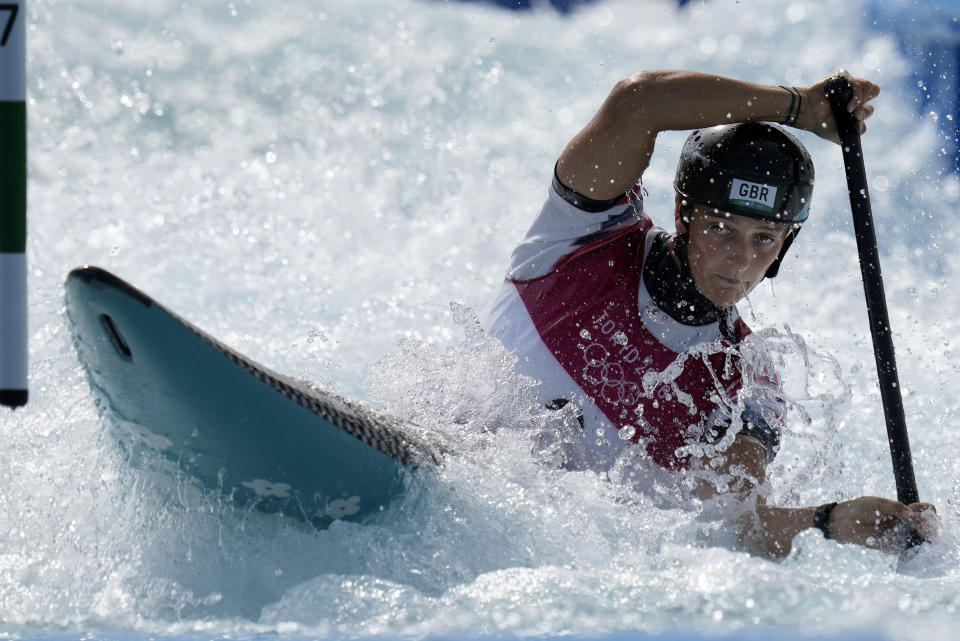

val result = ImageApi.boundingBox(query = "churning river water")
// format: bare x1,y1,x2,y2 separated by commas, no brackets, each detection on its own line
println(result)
4,0,960,639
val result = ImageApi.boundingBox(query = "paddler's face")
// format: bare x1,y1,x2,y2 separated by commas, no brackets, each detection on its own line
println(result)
678,203,790,307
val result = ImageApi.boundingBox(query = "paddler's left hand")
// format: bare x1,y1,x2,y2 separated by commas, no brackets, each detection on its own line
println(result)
796,70,880,143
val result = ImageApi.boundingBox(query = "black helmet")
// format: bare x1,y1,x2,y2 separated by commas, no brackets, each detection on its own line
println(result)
674,122,814,278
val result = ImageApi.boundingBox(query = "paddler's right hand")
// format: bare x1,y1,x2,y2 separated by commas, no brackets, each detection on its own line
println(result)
826,496,939,551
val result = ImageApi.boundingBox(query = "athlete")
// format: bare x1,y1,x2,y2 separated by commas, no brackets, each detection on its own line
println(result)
484,70,939,558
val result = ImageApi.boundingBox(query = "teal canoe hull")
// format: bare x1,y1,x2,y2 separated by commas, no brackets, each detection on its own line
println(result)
65,266,441,528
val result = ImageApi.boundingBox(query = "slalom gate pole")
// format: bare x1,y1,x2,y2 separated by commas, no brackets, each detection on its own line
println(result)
824,75,920,511
0,1,27,408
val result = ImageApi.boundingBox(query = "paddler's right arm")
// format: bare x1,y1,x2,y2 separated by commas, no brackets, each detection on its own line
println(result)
555,69,879,202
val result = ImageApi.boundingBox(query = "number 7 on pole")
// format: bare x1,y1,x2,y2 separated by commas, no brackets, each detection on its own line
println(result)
0,4,18,46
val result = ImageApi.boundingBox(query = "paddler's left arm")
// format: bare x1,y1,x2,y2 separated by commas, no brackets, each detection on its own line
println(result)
699,436,940,558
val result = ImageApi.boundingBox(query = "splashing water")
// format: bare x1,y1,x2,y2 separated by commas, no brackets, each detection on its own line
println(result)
5,0,960,638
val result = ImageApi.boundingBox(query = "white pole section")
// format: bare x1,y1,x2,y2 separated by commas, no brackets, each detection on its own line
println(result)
0,1,26,408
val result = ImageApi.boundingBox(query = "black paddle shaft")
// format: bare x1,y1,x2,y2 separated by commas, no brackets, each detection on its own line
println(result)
824,75,920,506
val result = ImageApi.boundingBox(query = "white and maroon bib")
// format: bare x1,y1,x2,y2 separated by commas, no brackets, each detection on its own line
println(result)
485,181,763,470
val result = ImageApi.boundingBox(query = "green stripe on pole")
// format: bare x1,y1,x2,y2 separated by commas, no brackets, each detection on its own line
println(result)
0,101,25,253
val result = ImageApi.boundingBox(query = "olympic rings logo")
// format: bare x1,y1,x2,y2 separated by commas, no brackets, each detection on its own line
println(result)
581,343,641,406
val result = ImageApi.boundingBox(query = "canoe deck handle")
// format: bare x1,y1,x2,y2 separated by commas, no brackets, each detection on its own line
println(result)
99,314,132,359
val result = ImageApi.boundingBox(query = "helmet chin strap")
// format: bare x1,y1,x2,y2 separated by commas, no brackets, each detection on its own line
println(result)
763,227,798,279
673,228,693,278
672,208,694,278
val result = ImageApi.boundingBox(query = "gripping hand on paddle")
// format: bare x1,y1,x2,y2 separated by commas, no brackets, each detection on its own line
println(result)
795,70,879,143
827,497,939,551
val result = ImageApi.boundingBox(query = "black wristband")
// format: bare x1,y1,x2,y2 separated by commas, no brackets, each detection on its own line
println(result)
779,85,801,126
813,501,839,539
